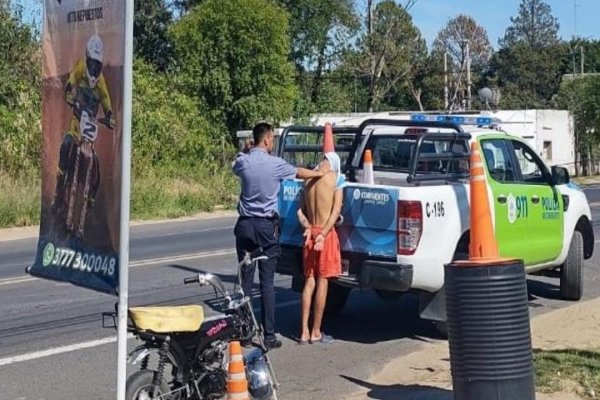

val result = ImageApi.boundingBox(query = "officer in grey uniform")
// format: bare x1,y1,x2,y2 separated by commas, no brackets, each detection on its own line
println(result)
233,122,325,349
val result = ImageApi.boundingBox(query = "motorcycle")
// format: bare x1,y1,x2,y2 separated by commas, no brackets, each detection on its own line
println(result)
104,248,279,400
55,102,113,240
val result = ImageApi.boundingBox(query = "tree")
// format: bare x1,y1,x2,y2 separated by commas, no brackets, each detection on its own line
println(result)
276,0,358,106
134,0,173,70
555,76,600,175
171,0,298,133
493,0,564,108
432,15,491,110
500,0,559,49
352,0,424,112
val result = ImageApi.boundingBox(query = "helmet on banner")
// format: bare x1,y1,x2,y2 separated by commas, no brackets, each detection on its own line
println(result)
86,34,104,88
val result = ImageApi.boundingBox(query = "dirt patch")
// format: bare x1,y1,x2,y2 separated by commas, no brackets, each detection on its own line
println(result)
345,297,600,400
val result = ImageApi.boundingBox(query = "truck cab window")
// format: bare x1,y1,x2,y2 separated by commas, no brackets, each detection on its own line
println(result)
481,139,516,183
511,140,549,184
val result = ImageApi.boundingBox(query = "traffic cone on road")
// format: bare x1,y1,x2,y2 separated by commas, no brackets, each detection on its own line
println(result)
227,341,249,400
468,141,506,262
323,122,335,153
362,149,374,184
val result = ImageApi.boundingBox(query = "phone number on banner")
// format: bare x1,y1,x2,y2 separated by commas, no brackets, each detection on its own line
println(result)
42,242,116,277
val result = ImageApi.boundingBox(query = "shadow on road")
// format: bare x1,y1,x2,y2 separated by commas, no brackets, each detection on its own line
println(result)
340,375,452,400
527,278,562,302
276,292,445,345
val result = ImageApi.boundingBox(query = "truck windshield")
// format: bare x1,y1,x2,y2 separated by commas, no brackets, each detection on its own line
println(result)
365,135,470,174
281,132,355,170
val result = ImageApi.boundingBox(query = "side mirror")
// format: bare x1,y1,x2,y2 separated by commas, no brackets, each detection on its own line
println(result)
551,166,570,185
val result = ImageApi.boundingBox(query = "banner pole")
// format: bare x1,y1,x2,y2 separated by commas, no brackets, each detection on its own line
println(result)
117,0,134,399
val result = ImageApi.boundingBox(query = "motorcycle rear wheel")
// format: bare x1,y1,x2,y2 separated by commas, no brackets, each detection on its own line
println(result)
126,370,169,400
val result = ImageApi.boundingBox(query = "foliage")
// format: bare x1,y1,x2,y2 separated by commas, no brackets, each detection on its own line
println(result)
493,0,564,108
0,2,41,174
499,0,559,49
171,0,298,134
134,0,174,70
555,75,600,175
349,0,425,112
277,0,359,104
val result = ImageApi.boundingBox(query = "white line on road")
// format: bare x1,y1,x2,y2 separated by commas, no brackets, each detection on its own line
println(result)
0,249,236,286
0,299,300,366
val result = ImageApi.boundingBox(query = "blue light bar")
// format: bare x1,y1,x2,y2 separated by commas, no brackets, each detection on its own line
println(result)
410,114,501,126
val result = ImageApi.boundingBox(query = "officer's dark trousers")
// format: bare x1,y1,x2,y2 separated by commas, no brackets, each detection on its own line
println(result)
234,216,279,340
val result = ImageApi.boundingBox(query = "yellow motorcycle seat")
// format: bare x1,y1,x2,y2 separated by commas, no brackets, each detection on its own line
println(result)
129,305,204,333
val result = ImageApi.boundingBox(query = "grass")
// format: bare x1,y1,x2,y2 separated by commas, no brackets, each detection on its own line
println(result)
0,167,239,229
535,349,600,399
0,171,41,227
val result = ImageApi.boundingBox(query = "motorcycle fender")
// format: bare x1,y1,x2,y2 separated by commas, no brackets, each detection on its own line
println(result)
128,345,180,368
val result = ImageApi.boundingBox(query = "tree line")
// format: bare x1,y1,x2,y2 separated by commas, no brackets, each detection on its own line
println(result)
2,0,600,176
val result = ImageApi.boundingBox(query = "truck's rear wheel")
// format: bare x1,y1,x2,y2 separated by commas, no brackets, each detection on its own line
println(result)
560,231,584,301
324,283,351,315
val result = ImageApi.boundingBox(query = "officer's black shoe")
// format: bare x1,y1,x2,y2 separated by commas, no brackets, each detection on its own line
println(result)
264,337,283,350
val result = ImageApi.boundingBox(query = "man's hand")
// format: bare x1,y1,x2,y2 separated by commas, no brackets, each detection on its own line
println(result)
303,227,312,246
314,233,325,251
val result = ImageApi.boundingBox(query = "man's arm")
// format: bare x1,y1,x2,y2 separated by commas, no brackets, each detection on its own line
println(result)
314,188,343,251
296,167,326,180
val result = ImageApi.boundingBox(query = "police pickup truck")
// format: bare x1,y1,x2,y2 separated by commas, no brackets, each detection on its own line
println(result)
275,116,594,330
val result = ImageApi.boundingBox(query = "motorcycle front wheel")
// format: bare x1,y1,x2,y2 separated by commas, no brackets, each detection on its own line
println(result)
125,370,169,400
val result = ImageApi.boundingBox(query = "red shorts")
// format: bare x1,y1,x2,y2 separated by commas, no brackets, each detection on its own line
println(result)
303,226,341,278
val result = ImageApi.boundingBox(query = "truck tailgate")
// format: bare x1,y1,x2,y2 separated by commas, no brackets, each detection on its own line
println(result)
278,180,399,258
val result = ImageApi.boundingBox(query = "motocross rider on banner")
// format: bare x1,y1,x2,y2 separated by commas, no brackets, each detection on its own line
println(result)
51,34,116,218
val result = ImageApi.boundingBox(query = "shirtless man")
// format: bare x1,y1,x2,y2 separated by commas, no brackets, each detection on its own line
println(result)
297,152,345,344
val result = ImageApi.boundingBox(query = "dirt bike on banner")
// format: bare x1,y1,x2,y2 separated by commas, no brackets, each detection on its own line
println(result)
51,101,114,240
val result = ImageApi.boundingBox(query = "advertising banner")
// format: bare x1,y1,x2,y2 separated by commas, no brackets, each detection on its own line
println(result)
29,0,126,294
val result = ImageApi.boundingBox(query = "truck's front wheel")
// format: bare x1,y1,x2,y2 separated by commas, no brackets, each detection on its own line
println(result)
560,231,584,301
324,283,352,315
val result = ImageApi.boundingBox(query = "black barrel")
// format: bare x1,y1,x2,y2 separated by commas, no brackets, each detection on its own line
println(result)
445,259,535,400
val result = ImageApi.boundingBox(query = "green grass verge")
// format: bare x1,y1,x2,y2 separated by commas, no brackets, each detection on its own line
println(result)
0,171,41,227
535,349,600,398
0,168,239,229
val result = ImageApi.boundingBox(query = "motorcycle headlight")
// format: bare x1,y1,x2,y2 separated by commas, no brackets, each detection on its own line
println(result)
245,349,273,400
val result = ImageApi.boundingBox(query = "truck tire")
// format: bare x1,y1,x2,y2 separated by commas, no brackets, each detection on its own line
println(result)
324,283,351,315
560,231,584,301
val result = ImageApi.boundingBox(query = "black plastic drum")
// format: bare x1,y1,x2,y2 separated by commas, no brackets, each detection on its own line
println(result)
444,259,535,400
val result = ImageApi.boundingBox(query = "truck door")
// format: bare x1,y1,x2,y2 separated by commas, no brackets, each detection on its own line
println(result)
508,139,563,265
480,138,531,263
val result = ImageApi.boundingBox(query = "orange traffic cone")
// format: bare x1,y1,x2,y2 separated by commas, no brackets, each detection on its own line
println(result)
467,141,506,262
362,149,374,184
323,122,335,153
227,341,249,400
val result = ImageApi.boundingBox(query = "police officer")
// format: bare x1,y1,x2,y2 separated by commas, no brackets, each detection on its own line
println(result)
233,122,325,349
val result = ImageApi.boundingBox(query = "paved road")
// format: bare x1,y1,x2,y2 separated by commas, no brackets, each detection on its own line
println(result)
1,187,599,400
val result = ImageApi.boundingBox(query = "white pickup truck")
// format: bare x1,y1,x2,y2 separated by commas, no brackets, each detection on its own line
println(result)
276,116,594,330
278,115,594,332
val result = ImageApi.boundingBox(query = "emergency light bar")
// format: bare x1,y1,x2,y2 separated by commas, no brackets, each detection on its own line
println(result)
410,114,502,126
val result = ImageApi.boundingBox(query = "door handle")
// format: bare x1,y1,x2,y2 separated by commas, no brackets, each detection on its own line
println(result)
497,195,507,204
531,195,540,204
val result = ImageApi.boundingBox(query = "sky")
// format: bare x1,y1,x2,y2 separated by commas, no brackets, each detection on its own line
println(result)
19,0,600,47
408,0,599,47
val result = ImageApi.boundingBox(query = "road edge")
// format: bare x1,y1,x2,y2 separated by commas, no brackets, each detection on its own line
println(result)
0,209,238,242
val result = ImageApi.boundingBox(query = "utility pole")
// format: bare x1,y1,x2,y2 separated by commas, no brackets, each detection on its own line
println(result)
466,41,471,111
444,52,449,110
581,45,584,76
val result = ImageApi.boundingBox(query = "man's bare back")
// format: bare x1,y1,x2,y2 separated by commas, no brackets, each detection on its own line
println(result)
303,172,337,226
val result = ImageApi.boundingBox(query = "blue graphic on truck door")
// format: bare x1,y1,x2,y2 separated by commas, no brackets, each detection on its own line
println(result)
278,181,399,257
338,185,398,257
